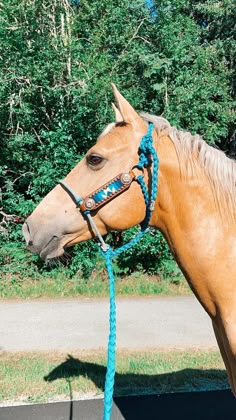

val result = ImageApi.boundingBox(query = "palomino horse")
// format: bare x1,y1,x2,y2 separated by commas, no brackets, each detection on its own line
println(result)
23,84,236,395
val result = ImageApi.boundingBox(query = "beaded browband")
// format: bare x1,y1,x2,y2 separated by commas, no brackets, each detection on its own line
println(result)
59,170,136,213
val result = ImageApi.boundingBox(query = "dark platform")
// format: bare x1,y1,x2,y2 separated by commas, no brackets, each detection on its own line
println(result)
1,389,235,420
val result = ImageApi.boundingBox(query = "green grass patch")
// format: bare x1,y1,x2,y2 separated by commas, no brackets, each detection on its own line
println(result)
0,272,190,299
0,349,228,405
0,241,188,299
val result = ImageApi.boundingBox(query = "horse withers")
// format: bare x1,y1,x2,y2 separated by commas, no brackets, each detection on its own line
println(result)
23,84,236,396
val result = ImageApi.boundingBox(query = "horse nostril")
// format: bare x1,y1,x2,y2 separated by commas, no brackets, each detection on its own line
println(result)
28,240,33,247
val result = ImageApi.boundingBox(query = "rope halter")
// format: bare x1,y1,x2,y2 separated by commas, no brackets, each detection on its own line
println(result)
59,122,159,420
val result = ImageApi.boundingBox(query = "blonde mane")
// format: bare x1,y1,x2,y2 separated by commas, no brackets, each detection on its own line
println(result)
141,112,236,217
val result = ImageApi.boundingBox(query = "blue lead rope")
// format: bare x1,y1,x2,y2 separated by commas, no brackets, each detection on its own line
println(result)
58,123,159,420
101,123,159,420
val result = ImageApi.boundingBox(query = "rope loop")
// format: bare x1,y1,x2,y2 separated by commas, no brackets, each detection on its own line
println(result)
137,123,155,169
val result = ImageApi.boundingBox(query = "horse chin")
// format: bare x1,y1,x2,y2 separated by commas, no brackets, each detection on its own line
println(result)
41,248,65,260
39,238,65,260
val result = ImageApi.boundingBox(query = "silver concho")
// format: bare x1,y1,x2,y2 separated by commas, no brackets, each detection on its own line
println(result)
120,173,132,185
84,197,96,210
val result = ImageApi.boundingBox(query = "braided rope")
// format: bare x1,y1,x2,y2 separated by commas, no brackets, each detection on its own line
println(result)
103,248,117,420
101,123,159,420
59,124,159,420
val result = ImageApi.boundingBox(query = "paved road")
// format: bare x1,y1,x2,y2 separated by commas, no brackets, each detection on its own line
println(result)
0,296,217,352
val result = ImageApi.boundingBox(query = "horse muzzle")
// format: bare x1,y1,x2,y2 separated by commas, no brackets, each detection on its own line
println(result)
22,220,63,259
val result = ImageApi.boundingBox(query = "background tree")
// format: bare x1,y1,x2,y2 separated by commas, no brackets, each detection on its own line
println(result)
0,0,235,279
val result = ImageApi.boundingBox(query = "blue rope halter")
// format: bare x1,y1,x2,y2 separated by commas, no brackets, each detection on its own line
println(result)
59,122,159,420
101,123,158,420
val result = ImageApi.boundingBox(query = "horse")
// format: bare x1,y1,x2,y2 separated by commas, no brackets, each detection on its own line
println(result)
22,84,236,396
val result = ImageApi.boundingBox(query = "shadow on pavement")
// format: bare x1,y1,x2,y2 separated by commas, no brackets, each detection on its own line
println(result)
42,355,236,419
44,354,228,394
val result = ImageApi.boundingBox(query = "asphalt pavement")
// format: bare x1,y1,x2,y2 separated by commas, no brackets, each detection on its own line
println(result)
1,390,236,420
0,296,217,352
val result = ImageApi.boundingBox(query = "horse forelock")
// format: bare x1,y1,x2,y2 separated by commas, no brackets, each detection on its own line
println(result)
97,122,116,140
141,112,236,218
97,121,129,142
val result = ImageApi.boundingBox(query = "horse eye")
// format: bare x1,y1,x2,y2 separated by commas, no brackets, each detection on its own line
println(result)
86,154,103,166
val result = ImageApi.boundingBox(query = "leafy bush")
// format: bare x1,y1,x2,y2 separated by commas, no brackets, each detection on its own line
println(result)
0,242,42,278
0,0,235,283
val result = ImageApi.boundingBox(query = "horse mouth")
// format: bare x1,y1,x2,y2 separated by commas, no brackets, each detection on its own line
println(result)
39,236,64,260
40,235,80,260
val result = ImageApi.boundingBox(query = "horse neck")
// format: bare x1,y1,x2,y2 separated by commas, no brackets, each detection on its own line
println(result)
150,133,226,314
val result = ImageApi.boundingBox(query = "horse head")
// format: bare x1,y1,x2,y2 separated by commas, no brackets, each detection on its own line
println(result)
22,85,160,259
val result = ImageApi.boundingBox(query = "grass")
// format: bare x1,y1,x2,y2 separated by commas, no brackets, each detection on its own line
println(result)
0,272,190,299
0,241,189,299
0,349,229,405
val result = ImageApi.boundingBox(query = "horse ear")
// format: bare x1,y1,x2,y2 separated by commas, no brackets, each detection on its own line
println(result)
111,83,142,125
112,103,123,122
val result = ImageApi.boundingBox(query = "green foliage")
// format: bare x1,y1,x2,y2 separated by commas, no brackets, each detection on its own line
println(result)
0,242,41,279
116,229,169,274
0,0,235,283
67,241,101,278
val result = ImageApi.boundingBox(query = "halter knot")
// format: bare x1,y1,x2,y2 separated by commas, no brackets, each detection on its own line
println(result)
137,123,154,169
